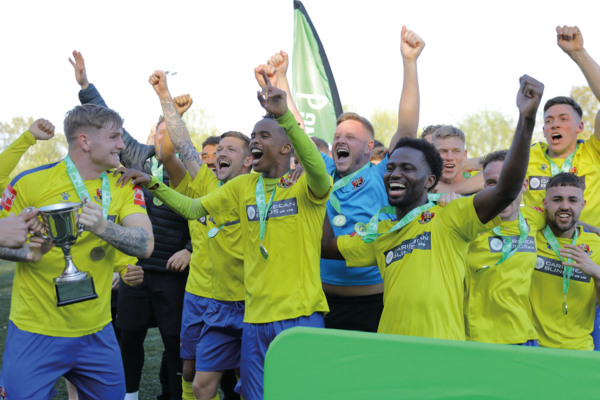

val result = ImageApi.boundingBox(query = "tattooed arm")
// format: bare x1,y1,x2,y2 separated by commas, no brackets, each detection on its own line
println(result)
148,70,202,179
0,245,33,262
79,203,154,259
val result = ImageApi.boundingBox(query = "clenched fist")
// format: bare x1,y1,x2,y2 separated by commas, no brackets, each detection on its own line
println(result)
516,75,545,120
254,64,278,89
123,264,144,286
557,26,584,56
149,70,170,98
400,26,425,62
29,119,55,141
174,94,193,116
0,214,28,248
268,50,289,77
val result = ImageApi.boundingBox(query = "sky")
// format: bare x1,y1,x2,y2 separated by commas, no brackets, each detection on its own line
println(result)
1,0,599,144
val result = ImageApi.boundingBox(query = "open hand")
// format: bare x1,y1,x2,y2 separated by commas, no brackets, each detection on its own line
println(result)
254,64,278,89
560,244,600,280
29,119,55,141
257,70,288,118
167,249,191,272
0,213,28,248
149,70,170,98
123,264,144,285
516,75,544,120
400,26,425,62
174,94,193,116
113,167,153,188
268,50,289,77
68,50,90,90
557,26,584,56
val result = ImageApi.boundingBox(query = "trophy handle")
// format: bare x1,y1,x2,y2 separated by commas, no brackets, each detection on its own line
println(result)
77,199,87,238
34,231,51,243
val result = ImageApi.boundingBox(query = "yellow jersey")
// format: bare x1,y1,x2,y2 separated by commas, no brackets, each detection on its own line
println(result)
338,196,500,340
530,228,600,350
0,131,36,193
0,160,147,337
465,206,547,344
201,173,331,323
525,137,600,227
172,167,218,298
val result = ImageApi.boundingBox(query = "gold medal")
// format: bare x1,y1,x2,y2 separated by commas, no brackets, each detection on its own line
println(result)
207,227,220,238
354,222,367,237
90,246,106,260
476,265,490,274
260,241,268,260
332,215,346,227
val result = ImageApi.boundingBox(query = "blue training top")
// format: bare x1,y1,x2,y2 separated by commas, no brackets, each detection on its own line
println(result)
320,152,392,286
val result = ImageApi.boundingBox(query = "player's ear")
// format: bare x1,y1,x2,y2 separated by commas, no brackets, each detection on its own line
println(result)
522,179,529,194
280,141,292,156
243,156,252,169
79,133,91,151
365,139,374,155
424,174,436,190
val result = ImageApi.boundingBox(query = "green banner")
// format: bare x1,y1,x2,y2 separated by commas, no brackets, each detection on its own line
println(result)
292,0,343,144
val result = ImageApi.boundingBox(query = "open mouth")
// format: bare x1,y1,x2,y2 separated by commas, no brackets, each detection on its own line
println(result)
336,148,350,163
251,148,263,166
217,159,231,172
110,152,120,162
556,212,571,223
388,181,407,196
443,164,455,173
550,132,563,145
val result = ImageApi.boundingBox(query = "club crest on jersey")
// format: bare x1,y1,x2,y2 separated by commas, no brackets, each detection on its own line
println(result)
418,210,435,224
1,185,16,212
133,186,146,207
540,163,548,171
94,189,103,203
569,166,578,174
352,177,364,189
532,206,544,212
579,244,592,255
278,175,294,188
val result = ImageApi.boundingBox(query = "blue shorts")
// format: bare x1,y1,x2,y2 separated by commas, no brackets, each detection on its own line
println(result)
235,312,324,400
196,299,245,372
514,339,539,347
180,291,211,359
0,321,124,400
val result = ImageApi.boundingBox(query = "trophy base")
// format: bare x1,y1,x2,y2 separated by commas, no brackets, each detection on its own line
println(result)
55,277,98,307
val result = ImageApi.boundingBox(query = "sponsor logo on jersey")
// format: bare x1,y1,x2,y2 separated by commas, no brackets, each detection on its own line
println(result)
488,236,536,253
133,186,146,207
418,211,435,224
352,177,364,189
383,232,432,266
579,243,592,255
1,185,16,212
247,198,298,221
278,175,295,188
529,175,585,190
534,255,591,282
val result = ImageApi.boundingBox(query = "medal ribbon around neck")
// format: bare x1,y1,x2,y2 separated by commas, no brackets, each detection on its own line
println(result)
357,202,435,244
476,212,529,273
255,175,278,259
543,225,578,315
64,155,110,219
151,158,164,206
544,144,578,177
329,162,371,226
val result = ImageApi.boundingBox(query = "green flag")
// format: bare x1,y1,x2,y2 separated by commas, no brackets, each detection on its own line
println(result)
292,0,343,144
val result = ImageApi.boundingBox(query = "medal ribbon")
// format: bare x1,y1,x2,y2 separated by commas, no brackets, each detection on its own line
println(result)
64,155,110,219
256,176,277,241
427,193,443,202
328,162,371,215
543,225,578,314
543,145,578,176
151,157,164,183
361,202,435,244
486,213,530,269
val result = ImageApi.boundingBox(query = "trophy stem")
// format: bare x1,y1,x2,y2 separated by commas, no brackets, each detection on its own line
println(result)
56,246,88,283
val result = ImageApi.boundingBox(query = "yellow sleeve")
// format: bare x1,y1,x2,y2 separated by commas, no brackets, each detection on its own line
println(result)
581,135,600,163
0,131,36,193
338,234,378,268
201,175,243,227
520,206,547,232
115,252,138,286
438,197,501,242
117,184,149,222
171,170,191,192
188,164,220,198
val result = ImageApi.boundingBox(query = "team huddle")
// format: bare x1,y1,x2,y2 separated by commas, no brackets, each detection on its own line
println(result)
0,24,599,400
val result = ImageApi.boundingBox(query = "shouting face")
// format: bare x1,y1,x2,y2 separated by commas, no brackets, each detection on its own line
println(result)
433,136,467,183
332,119,374,177
384,147,436,208
249,118,291,174
201,144,218,174
216,136,252,183
543,104,584,156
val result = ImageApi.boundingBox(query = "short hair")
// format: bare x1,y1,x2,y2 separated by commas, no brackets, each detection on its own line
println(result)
260,114,293,151
421,124,442,140
431,125,466,146
221,131,251,157
546,172,586,191
370,147,386,162
202,136,220,149
481,149,508,171
336,112,375,139
544,96,583,119
373,139,385,149
310,136,330,153
156,115,165,130
390,137,443,191
64,104,123,143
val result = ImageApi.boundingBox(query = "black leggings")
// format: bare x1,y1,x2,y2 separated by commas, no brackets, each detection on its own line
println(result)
120,329,182,400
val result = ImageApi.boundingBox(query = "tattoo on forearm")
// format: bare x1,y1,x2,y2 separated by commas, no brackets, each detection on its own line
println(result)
0,245,30,262
99,221,150,258
160,97,202,168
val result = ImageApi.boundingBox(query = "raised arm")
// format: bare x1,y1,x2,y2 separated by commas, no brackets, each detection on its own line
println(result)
70,50,155,172
557,26,600,102
78,202,154,259
0,119,55,192
268,51,306,130
257,70,330,198
159,94,194,188
472,75,544,224
149,71,201,179
432,172,484,195
388,26,425,150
